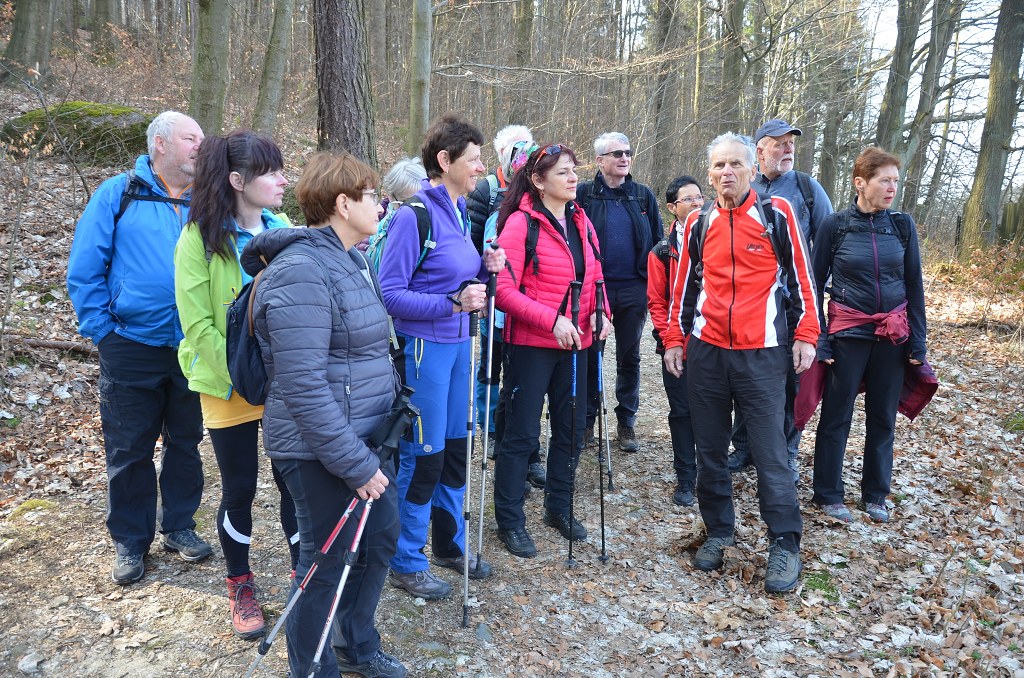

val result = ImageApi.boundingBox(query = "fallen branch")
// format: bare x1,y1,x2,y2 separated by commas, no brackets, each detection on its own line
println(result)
1,335,96,357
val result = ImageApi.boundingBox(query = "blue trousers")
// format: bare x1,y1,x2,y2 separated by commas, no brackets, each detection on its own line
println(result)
276,457,399,678
391,334,471,573
98,332,204,555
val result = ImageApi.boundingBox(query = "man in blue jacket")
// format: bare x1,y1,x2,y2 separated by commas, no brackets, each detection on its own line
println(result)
67,111,212,585
577,132,663,453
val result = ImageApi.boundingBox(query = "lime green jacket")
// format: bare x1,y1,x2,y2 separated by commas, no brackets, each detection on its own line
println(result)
174,211,291,398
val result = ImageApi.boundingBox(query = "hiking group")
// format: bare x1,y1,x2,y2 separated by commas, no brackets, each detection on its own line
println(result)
66,109,930,678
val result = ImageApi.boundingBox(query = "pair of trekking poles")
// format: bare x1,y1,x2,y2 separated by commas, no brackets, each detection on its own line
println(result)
244,388,419,678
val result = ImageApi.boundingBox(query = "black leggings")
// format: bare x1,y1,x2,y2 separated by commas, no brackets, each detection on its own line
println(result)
208,421,299,576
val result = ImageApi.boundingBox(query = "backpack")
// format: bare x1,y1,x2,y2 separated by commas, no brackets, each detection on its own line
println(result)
829,209,910,258
486,174,504,214
226,257,270,406
113,169,190,225
651,222,679,298
365,199,433,272
793,170,815,223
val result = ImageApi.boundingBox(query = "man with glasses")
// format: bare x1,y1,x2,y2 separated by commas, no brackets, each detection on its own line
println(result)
728,119,834,480
647,176,704,506
577,132,663,453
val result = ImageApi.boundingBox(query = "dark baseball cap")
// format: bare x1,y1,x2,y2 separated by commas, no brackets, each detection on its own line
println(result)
754,119,802,144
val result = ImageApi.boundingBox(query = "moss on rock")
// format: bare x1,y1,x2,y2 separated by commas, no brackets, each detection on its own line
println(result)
1,101,152,167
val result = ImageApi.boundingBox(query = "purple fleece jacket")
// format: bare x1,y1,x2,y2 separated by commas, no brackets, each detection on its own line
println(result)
377,181,490,343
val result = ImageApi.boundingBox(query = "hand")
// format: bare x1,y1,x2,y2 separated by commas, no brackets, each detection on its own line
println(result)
483,246,506,273
553,315,581,350
355,469,388,501
664,346,684,378
589,312,611,341
823,358,834,365
792,340,816,374
908,358,922,366
455,283,487,312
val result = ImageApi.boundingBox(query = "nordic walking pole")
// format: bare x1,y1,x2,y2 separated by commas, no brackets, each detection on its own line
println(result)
595,279,615,492
305,498,375,678
462,280,481,628
476,247,499,579
593,279,609,562
566,280,583,569
243,497,360,678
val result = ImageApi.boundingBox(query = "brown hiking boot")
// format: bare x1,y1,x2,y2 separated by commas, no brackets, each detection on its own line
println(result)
226,572,265,640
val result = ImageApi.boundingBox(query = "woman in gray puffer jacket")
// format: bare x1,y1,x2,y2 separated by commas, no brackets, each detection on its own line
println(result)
241,152,408,678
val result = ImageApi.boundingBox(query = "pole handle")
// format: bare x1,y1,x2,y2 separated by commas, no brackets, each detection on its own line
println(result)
570,280,582,328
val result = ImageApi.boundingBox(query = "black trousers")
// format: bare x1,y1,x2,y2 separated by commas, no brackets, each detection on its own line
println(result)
812,337,905,506
494,344,587,529
687,338,801,550
587,281,647,428
662,362,697,488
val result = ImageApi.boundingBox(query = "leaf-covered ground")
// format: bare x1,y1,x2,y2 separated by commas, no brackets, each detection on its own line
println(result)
2,154,1023,677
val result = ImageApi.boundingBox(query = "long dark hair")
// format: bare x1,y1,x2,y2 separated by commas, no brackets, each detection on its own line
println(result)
189,130,284,260
496,143,579,234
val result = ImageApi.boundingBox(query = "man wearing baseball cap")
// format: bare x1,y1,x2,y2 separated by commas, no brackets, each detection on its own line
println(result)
728,118,834,480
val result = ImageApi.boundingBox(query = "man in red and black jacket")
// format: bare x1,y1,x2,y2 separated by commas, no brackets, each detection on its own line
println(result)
669,133,819,594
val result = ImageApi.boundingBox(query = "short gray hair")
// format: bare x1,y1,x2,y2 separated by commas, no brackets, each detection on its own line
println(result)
707,132,755,167
493,125,532,153
594,132,630,157
147,111,188,157
381,157,427,203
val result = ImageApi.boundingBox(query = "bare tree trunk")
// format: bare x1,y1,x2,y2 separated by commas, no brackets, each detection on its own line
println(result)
364,0,386,96
94,0,121,60
1,0,57,83
252,0,295,134
189,0,230,135
314,0,377,166
960,0,1024,256
507,0,534,124
875,0,926,154
649,0,680,194
719,0,747,134
408,0,432,156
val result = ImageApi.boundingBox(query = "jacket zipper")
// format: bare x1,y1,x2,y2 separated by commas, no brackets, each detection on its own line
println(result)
870,215,881,312
728,209,735,349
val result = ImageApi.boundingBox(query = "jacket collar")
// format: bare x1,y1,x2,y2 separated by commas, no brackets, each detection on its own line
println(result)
593,171,634,194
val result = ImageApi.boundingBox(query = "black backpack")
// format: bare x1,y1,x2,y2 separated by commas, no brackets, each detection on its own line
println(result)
113,169,189,225
830,209,910,257
226,258,270,406
651,222,679,298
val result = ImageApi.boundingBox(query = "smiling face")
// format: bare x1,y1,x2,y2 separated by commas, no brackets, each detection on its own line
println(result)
236,169,288,212
856,164,900,213
708,141,755,209
757,133,796,179
440,143,485,197
533,153,578,205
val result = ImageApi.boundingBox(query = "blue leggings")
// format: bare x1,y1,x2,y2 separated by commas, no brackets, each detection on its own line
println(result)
390,333,471,573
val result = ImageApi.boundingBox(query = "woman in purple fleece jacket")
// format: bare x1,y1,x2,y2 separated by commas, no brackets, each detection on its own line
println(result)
378,114,505,600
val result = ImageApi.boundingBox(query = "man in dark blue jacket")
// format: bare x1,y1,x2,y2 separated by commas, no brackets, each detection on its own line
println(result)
67,111,212,585
577,132,663,452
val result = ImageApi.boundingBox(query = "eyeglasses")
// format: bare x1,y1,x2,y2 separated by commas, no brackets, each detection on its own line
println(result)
362,189,379,202
671,195,705,206
599,149,633,159
538,144,565,160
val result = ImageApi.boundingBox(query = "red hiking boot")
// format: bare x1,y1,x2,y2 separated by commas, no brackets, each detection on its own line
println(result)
226,572,265,640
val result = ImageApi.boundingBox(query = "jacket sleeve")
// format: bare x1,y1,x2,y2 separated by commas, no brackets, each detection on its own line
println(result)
808,179,834,246
902,213,927,361
174,224,231,385
377,205,454,321
675,211,701,345
776,198,821,345
263,257,380,488
66,174,125,344
496,211,560,332
647,249,672,349
811,212,838,361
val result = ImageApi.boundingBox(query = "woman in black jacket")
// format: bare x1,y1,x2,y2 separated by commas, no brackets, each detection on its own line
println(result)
810,147,927,525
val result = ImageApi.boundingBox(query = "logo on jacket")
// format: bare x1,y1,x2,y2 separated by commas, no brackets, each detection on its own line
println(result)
746,243,766,252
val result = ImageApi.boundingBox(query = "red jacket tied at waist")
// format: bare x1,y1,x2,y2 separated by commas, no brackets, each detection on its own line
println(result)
827,299,909,344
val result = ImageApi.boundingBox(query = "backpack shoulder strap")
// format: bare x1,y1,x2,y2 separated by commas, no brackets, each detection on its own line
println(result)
794,170,815,215
486,174,500,213
692,202,716,279
889,211,911,249
831,209,853,257
113,169,141,225
405,199,434,271
524,216,541,278
756,196,789,270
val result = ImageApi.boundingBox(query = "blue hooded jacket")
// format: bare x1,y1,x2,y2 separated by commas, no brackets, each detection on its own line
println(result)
67,155,191,347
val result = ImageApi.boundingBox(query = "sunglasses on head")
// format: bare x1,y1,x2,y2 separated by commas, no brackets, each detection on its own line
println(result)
537,144,566,160
599,149,633,159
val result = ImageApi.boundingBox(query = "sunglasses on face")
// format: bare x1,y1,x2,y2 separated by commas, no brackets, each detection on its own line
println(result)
599,149,633,159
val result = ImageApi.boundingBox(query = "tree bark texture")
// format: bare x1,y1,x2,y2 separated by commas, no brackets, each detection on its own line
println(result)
960,0,1024,255
252,0,296,134
407,0,432,157
188,0,230,135
1,0,57,83
875,0,926,154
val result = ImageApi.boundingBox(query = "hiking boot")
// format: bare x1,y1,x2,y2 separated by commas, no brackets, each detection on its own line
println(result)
388,569,451,600
111,553,145,585
727,449,752,473
764,541,802,593
583,425,596,447
818,502,852,523
335,649,408,678
693,536,734,571
862,501,890,523
526,462,547,489
497,526,537,558
617,425,639,453
673,484,695,507
226,572,265,640
162,529,213,562
431,552,493,579
543,510,587,541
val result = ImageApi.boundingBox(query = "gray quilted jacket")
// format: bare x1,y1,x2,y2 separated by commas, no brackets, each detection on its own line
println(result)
241,226,399,490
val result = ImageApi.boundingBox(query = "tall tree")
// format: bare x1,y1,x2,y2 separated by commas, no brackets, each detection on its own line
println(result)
719,0,748,134
875,0,927,154
1,0,57,84
93,0,122,60
314,0,377,166
507,0,534,125
252,0,295,134
649,0,681,194
408,0,432,156
189,0,230,135
960,0,1024,255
